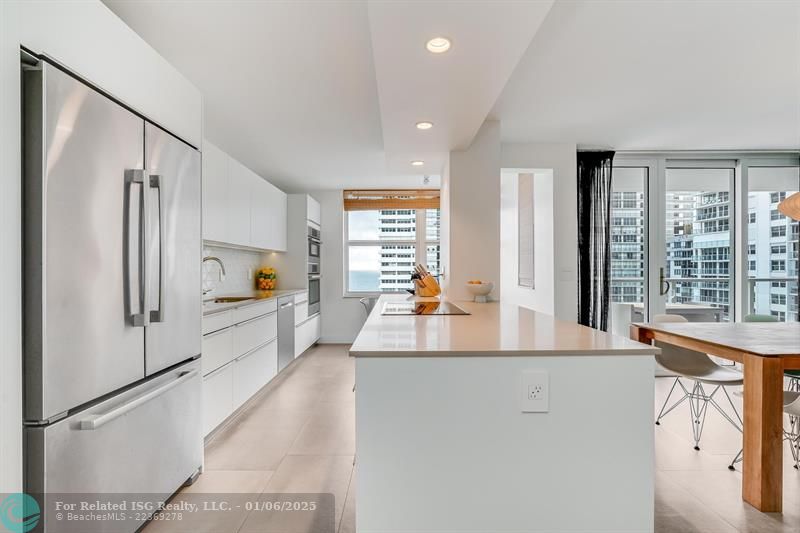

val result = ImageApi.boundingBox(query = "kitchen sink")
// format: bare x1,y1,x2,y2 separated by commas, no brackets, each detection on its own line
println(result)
208,296,254,304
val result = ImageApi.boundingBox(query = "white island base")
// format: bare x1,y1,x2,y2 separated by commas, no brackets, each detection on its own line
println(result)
351,296,657,533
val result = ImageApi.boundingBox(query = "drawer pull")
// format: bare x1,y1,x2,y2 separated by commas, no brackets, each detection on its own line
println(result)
235,312,275,327
78,370,198,430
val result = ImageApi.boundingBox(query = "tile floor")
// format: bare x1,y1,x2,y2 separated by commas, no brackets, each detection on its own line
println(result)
148,344,800,533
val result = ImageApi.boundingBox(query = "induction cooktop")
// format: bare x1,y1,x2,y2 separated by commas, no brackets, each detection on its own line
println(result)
381,301,470,316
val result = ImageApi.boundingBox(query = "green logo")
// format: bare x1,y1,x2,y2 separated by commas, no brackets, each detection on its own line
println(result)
0,493,40,533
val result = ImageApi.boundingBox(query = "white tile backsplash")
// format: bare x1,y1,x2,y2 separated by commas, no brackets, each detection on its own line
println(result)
202,245,274,295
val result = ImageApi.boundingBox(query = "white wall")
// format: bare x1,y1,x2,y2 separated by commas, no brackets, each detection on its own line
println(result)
500,170,555,314
501,143,577,322
312,190,367,343
202,245,270,295
0,0,202,492
444,121,502,301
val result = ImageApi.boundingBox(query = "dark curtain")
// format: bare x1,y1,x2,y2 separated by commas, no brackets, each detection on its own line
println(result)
577,151,615,331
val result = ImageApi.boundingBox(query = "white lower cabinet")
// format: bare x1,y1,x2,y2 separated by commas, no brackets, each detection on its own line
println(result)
202,305,280,437
233,312,277,356
201,327,233,375
294,314,321,358
233,339,277,409
202,363,233,436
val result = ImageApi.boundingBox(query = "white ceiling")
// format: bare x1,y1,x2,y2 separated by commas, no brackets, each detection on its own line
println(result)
104,0,799,192
492,0,800,151
367,0,553,177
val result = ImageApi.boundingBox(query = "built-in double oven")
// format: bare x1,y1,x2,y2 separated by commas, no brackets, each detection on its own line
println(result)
308,223,321,315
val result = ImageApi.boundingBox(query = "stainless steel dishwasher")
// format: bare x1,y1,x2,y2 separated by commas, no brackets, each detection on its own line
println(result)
277,295,295,372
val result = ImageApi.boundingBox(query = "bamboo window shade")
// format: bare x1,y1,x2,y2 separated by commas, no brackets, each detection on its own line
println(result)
343,189,440,211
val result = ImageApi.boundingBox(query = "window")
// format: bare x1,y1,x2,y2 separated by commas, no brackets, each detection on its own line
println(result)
771,294,787,306
610,167,647,305
749,212,757,224
747,167,799,322
344,190,440,294
771,260,786,272
771,245,787,255
771,225,787,238
664,168,733,321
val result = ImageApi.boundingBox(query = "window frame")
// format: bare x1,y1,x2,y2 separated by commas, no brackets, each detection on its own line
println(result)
343,208,440,297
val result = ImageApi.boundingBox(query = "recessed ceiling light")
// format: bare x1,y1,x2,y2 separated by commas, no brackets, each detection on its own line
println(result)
411,160,425,167
426,37,451,54
416,121,434,130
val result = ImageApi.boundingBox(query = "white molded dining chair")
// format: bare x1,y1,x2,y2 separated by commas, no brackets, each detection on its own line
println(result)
652,314,743,457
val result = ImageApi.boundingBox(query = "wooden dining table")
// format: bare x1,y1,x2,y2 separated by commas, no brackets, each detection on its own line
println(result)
631,321,800,513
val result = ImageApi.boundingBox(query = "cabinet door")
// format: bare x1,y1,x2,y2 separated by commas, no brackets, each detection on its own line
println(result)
271,187,288,251
201,140,228,242
201,327,233,376
307,195,321,225
250,176,270,250
233,339,277,409
203,363,233,436
227,158,253,246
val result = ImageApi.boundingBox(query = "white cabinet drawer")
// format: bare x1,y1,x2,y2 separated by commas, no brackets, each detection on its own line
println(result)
203,363,233,436
233,312,277,357
294,291,308,304
203,310,233,335
294,315,321,358
233,339,277,409
202,326,233,376
294,301,308,325
233,299,277,324
26,360,202,503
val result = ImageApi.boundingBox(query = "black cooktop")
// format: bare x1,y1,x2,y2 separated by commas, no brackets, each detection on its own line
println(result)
381,301,470,316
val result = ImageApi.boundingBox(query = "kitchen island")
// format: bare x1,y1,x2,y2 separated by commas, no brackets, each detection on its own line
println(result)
350,295,659,533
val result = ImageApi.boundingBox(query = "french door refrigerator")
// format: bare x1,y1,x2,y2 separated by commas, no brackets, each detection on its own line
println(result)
22,59,202,530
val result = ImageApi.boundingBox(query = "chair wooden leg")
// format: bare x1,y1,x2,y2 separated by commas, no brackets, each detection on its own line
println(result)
742,353,784,512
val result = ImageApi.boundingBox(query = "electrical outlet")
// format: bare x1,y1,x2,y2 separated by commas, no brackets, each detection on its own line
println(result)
520,369,549,413
247,268,253,280
528,384,544,401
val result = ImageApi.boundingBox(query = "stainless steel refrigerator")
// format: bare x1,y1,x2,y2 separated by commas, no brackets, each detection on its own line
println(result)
22,59,202,529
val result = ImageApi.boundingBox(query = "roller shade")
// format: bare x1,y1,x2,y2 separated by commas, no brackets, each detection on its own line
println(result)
343,189,440,211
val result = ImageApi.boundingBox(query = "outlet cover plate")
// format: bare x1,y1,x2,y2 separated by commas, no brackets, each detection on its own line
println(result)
520,369,549,413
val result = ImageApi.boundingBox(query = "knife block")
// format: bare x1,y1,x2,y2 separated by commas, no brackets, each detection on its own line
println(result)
415,276,442,297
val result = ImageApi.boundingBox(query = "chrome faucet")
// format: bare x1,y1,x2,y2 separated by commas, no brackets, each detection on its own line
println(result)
202,256,227,295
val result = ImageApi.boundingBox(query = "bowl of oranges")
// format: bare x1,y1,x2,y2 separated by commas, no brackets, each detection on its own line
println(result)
466,280,494,303
255,267,277,291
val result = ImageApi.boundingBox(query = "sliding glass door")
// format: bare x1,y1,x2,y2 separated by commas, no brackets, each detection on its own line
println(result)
662,165,734,322
747,166,800,321
609,166,650,334
612,154,799,327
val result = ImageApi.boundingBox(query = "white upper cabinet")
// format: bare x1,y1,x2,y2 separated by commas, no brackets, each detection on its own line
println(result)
227,158,254,247
201,141,229,243
202,139,286,251
250,175,287,252
250,176,270,250
268,182,288,251
307,195,321,225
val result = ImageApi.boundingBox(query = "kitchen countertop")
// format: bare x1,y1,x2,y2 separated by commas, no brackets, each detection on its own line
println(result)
349,294,659,357
202,289,307,316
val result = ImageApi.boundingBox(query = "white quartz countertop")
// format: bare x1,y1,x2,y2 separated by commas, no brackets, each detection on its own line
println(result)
202,289,306,316
349,294,659,357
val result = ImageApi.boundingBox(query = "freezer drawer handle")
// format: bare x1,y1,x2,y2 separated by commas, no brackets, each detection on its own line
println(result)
78,370,198,430
150,174,165,323
126,169,149,327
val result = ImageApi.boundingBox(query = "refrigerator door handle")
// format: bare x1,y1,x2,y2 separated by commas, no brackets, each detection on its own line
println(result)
77,370,198,430
150,174,165,323
126,169,149,327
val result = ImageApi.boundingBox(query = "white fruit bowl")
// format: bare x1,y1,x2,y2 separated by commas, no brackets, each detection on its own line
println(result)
465,281,494,303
